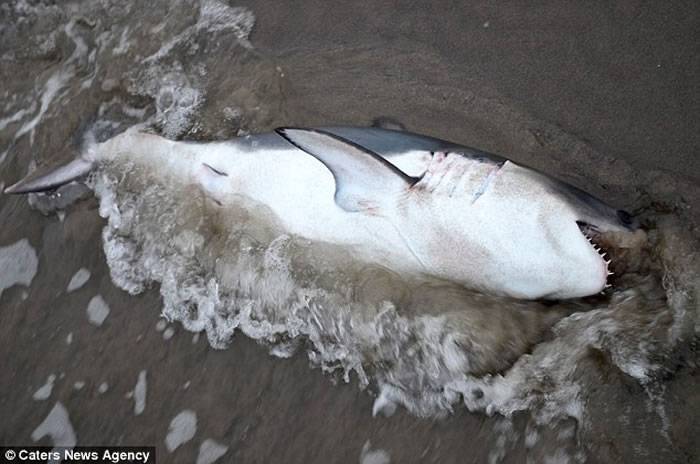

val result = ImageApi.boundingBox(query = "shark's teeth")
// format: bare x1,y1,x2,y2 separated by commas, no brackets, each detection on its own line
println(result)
581,227,613,290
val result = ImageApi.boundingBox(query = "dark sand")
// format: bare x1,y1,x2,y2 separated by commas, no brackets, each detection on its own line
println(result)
241,1,699,180
0,1,698,463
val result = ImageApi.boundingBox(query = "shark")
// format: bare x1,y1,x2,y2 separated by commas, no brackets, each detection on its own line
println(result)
4,125,639,299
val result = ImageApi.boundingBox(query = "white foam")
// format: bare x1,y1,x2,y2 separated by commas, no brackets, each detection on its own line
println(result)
0,103,36,131
1,17,93,169
199,0,255,41
196,439,228,464
488,419,518,464
33,374,56,401
165,410,198,452
372,387,397,418
144,0,255,63
163,327,175,340
360,441,391,464
112,27,132,56
153,72,202,139
133,370,147,415
122,1,257,140
525,427,539,448
31,402,77,458
543,449,574,464
15,69,72,144
86,295,110,326
67,268,91,292
0,238,38,299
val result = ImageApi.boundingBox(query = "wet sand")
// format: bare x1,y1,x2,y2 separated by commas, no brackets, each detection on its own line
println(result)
1,1,698,463
240,0,699,181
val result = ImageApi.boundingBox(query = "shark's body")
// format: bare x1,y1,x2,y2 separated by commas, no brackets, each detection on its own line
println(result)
5,125,636,299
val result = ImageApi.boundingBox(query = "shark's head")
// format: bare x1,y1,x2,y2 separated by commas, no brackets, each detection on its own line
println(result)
276,128,645,300
548,175,646,289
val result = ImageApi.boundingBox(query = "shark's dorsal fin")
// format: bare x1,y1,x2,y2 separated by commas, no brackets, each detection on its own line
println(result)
276,128,417,213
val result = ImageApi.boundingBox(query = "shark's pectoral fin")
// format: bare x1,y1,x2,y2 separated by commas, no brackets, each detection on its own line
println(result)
4,157,95,194
276,128,417,212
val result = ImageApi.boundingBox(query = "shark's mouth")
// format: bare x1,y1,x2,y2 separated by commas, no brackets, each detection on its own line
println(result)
577,221,614,288
575,219,651,292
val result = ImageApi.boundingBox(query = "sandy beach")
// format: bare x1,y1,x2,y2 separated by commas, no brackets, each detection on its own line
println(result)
0,1,698,463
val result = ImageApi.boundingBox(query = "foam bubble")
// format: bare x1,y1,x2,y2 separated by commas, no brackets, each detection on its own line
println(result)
86,295,110,326
0,239,38,299
143,0,255,63
163,327,175,340
33,374,56,401
360,441,391,464
165,410,198,452
31,402,77,457
67,268,91,292
133,370,147,415
196,439,228,464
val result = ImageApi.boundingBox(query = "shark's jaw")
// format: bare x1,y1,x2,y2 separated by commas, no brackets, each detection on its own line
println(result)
576,218,649,291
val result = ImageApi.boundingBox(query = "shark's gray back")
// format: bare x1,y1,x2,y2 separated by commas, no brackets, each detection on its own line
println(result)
231,126,505,162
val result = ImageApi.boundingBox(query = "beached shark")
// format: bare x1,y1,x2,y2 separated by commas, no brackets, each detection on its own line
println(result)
4,125,638,299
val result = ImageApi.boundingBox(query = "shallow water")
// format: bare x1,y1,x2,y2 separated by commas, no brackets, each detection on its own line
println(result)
1,1,698,463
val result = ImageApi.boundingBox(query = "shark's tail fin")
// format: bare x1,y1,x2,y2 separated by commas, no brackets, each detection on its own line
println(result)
4,157,95,194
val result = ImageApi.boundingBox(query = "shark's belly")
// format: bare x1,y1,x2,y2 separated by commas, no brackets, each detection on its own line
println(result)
197,145,425,273
400,165,609,299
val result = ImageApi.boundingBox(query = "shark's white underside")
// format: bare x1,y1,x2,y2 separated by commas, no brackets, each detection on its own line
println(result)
74,126,629,300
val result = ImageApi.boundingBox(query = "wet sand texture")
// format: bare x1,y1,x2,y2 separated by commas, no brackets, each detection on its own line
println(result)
1,1,698,463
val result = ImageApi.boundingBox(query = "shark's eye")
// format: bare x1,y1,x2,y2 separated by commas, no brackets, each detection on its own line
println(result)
617,209,634,226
